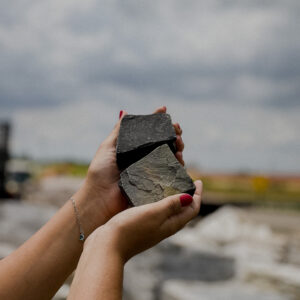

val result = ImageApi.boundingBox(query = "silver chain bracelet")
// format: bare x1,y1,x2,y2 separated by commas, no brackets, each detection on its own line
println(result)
70,197,85,241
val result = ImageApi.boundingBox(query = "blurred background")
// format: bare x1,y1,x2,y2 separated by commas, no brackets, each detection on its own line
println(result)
0,0,300,299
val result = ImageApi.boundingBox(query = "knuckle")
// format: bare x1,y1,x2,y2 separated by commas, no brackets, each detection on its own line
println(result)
168,198,180,215
165,221,177,237
168,218,184,236
192,207,199,218
190,203,200,218
196,201,201,215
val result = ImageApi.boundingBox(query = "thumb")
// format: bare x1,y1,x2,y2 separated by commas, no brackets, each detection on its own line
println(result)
105,110,128,147
153,192,194,220
152,181,202,236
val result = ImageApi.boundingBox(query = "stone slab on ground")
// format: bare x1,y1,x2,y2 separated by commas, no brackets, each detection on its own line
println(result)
124,240,235,300
119,144,195,206
125,206,300,300
169,206,288,264
116,114,177,169
243,262,300,299
161,280,290,300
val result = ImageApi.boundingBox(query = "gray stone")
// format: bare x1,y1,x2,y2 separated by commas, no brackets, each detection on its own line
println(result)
119,144,195,206
161,280,289,300
116,114,177,169
124,241,235,300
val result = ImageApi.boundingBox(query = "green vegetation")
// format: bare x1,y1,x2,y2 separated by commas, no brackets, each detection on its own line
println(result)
191,172,300,208
39,162,89,177
37,162,300,209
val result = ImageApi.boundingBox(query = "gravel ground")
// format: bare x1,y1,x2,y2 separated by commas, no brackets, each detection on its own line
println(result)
1,176,300,300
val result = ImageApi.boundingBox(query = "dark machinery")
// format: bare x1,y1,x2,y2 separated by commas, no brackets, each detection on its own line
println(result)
0,122,10,198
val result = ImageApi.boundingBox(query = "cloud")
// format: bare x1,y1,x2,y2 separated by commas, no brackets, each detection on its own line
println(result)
0,0,299,172
10,88,300,173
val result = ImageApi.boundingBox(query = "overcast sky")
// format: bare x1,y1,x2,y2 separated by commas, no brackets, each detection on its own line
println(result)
0,0,299,173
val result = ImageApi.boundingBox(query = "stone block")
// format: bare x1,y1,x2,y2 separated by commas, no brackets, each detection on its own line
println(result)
116,114,177,169
119,144,195,206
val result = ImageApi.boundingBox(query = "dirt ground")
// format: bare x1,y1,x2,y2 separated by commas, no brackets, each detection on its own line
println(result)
1,176,300,299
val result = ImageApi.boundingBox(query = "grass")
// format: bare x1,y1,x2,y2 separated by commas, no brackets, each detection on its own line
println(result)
190,171,300,207
38,162,300,208
39,161,89,177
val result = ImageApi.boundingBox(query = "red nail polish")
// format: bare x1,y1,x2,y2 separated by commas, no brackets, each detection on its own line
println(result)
119,110,123,119
177,123,181,130
180,194,193,207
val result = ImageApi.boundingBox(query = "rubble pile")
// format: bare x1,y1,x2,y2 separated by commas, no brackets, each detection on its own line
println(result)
1,200,300,300
124,206,300,300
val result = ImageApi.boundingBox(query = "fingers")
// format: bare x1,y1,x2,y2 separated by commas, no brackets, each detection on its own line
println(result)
175,151,184,166
173,123,184,165
191,180,203,214
154,106,167,114
160,180,203,236
176,135,184,152
153,180,202,221
173,123,182,136
154,193,184,219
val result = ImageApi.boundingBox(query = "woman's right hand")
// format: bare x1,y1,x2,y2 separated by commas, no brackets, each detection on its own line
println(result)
68,181,202,299
85,180,202,263
73,106,185,234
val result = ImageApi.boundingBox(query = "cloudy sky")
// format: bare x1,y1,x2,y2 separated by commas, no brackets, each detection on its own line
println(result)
0,0,299,173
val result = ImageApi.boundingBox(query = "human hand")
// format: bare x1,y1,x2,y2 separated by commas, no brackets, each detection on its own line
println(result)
85,180,202,263
74,106,185,229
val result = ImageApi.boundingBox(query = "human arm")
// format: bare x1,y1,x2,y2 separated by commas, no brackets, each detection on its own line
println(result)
0,106,184,300
68,181,202,300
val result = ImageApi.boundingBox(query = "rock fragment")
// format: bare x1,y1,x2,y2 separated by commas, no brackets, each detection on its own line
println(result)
116,114,177,169
119,144,195,206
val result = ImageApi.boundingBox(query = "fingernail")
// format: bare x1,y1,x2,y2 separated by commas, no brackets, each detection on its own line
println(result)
180,194,193,207
119,110,124,119
177,123,181,130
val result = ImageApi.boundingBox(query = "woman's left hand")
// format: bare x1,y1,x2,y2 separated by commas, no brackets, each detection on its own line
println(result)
85,180,202,263
74,106,185,229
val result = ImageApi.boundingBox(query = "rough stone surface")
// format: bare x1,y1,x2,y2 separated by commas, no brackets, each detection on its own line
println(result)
116,114,177,169
124,240,235,300
1,196,300,300
161,280,289,300
119,144,195,206
124,207,300,300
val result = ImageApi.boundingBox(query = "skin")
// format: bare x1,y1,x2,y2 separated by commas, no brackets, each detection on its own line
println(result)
68,181,202,300
0,106,187,300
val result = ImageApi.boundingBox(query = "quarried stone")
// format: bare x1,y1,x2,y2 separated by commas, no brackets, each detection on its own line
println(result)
116,114,177,169
119,144,195,206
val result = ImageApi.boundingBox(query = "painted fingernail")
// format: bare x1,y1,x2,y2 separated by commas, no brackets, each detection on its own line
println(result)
180,194,193,207
119,110,124,119
177,123,181,130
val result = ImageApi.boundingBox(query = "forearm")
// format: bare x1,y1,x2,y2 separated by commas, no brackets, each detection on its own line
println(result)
0,184,109,300
68,232,124,300
68,180,202,300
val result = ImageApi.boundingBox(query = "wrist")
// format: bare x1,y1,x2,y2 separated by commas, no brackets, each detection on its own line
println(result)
83,225,126,265
71,182,109,237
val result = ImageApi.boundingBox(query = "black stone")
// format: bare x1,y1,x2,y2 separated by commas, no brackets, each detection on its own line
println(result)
116,114,177,169
119,144,195,206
